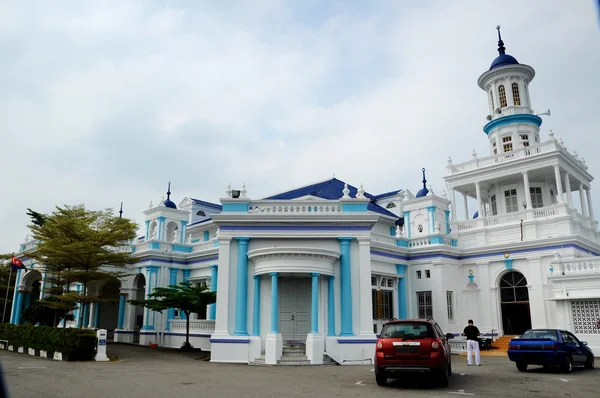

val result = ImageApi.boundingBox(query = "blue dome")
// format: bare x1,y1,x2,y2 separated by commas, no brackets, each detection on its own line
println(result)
490,53,519,70
473,211,479,219
416,187,429,198
163,199,177,209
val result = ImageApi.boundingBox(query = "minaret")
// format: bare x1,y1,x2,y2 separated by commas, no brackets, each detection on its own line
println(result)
119,202,123,218
477,26,542,156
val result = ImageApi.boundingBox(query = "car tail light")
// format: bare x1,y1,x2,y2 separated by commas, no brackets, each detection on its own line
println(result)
431,340,440,351
376,340,383,351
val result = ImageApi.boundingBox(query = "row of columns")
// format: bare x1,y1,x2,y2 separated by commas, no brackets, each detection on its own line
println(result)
231,236,356,338
450,165,595,221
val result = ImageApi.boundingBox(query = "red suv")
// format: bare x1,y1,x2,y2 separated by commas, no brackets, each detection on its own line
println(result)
374,319,454,387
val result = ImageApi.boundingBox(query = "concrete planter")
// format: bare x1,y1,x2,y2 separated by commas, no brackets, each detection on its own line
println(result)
53,351,71,361
8,345,14,352
18,346,25,354
28,348,40,356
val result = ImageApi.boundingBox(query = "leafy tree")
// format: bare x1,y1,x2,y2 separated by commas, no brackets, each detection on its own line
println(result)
128,282,216,351
25,205,139,328
21,296,76,326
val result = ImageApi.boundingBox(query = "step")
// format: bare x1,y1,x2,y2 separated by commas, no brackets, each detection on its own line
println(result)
249,354,339,366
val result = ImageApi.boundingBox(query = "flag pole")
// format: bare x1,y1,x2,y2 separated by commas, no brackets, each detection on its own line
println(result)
2,265,12,324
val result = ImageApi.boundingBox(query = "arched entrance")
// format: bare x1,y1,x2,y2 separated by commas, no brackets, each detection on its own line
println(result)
96,279,121,336
499,271,532,335
132,273,146,343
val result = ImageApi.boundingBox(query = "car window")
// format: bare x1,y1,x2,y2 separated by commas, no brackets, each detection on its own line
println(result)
381,322,434,339
564,332,580,345
434,324,444,339
521,329,558,340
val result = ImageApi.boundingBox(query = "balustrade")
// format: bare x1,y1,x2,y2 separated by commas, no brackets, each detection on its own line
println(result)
169,319,215,333
248,200,342,214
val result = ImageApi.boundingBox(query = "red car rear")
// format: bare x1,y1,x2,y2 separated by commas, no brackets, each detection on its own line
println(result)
374,319,454,387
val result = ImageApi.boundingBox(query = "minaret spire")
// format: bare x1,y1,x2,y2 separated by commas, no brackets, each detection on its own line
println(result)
496,25,506,55
119,202,123,218
421,168,427,189
166,182,172,200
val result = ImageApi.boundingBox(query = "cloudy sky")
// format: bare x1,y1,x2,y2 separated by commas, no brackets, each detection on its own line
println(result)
1,0,599,252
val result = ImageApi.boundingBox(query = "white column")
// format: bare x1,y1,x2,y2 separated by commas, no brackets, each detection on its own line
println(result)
475,182,483,218
87,303,96,328
579,183,589,217
522,172,533,209
586,188,595,221
357,238,376,337
564,173,573,207
527,259,547,329
553,165,563,203
213,239,231,336
450,189,457,221
463,192,469,221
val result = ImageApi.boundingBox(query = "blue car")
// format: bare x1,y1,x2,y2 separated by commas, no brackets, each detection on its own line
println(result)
508,329,595,372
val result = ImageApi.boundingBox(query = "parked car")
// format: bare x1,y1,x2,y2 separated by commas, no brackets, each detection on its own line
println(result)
374,319,454,387
507,328,595,372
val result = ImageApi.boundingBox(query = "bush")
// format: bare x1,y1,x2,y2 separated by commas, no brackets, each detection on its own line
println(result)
0,324,97,360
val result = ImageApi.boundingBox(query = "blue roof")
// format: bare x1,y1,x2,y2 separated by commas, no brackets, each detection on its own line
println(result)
191,198,223,211
188,217,213,227
371,189,402,201
163,199,177,209
264,178,399,218
490,53,519,70
416,187,429,198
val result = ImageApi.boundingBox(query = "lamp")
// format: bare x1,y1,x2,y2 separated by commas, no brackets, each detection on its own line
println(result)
231,190,241,198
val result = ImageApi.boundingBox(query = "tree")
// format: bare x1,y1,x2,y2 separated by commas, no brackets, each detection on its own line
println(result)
25,205,139,328
128,282,216,351
21,296,76,326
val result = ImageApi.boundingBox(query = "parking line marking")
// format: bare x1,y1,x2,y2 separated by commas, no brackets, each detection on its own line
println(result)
449,389,474,396
370,368,374,372
18,367,48,369
355,380,366,386
551,377,573,383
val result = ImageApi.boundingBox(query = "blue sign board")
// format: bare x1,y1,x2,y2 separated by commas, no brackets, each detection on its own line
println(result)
99,339,106,346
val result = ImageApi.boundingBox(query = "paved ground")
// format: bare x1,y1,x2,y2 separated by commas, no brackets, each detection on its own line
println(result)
1,344,599,398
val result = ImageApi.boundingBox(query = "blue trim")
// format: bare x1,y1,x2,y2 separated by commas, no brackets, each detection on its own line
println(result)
117,294,126,329
468,275,474,283
426,206,436,234
188,219,213,227
219,225,371,231
180,220,188,243
338,237,354,336
389,226,396,237
396,264,407,320
311,273,320,334
157,216,166,241
337,339,378,344
139,330,156,334
234,237,250,336
149,241,160,250
252,275,260,336
222,203,249,213
209,338,251,344
504,259,513,270
145,220,150,239
444,210,451,234
210,265,218,320
396,239,408,248
429,236,444,244
172,245,192,253
327,276,335,336
190,198,223,210
204,231,210,242
270,272,279,333
12,288,23,324
483,114,542,135
342,202,368,212
403,211,411,238
113,330,137,335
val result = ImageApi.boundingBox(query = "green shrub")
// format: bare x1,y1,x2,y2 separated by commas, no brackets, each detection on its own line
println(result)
0,324,97,360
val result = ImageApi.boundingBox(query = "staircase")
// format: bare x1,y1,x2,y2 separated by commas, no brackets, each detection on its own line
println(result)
249,341,338,366
493,335,518,352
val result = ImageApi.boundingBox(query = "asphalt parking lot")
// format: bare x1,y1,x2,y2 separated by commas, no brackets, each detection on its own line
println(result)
1,344,599,398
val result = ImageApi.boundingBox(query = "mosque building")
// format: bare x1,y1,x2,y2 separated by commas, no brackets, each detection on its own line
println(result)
10,29,600,364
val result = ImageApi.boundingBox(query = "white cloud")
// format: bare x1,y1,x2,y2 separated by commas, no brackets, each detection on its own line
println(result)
1,0,599,251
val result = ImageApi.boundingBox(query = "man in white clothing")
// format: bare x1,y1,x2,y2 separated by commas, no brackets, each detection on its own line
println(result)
463,319,481,366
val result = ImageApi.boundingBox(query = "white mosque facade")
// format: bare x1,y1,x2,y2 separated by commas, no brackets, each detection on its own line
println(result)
9,32,600,364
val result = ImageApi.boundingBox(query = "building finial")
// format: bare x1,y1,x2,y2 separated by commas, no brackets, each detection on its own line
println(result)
421,168,427,189
119,202,123,218
496,25,506,55
166,182,172,200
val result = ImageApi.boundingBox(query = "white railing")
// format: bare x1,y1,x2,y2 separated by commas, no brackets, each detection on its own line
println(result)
449,340,467,354
448,140,560,174
248,200,342,214
169,319,215,334
533,207,562,219
454,219,478,231
408,238,430,248
484,211,525,227
371,233,397,246
556,259,600,275
192,241,216,252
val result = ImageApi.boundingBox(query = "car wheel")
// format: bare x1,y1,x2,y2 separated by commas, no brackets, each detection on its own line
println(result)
438,366,449,387
375,367,387,387
516,361,528,372
585,355,595,370
563,356,573,373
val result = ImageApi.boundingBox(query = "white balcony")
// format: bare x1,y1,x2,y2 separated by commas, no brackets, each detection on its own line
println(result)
169,319,215,334
552,258,600,277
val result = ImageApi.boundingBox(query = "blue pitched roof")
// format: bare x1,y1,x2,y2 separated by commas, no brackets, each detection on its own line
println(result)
264,178,399,218
371,189,402,201
190,198,223,211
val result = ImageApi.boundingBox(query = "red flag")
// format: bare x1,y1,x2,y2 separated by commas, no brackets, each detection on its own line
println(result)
10,256,26,270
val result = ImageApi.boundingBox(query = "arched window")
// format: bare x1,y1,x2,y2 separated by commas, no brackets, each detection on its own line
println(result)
386,202,396,209
498,85,507,108
490,90,495,110
512,83,521,106
196,210,206,216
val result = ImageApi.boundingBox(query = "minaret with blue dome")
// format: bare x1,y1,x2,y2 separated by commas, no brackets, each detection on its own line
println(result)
477,26,543,156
